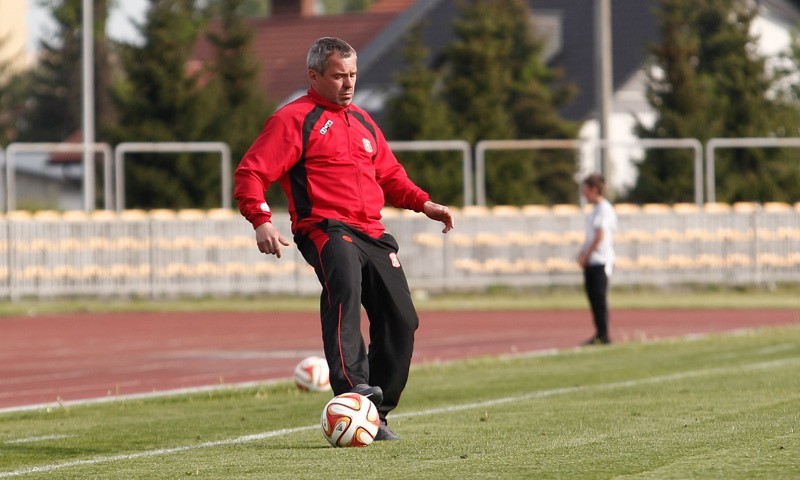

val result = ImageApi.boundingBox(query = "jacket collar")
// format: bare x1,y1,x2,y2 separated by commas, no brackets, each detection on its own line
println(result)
307,88,349,112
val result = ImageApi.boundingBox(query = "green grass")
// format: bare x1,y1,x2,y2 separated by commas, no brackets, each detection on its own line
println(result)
1,284,799,317
1,324,799,479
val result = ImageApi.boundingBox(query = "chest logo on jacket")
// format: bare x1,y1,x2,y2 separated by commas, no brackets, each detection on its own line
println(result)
319,120,334,135
389,252,401,268
362,138,374,153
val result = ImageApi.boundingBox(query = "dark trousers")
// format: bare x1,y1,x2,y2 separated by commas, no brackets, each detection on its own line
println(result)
295,220,418,421
583,265,609,340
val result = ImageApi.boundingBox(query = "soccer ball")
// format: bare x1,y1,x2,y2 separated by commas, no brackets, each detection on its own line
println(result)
293,356,331,392
321,392,380,447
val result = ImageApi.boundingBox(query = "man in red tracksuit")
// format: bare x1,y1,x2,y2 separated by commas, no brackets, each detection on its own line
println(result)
234,37,454,441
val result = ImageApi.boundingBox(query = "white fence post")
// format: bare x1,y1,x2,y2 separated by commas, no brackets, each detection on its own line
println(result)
5,142,113,211
388,140,474,206
705,137,800,203
114,142,232,211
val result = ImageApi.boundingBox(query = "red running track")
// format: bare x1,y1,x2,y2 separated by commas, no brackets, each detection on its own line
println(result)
1,309,798,411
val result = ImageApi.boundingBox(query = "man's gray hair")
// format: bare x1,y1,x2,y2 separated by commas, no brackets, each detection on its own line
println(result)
307,37,357,74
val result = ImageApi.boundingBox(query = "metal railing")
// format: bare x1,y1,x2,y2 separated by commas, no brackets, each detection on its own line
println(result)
114,142,233,211
0,204,796,300
705,137,800,203
4,142,113,211
388,140,473,206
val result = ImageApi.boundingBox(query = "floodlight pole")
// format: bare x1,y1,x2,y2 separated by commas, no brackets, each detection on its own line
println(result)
82,0,96,211
594,0,613,182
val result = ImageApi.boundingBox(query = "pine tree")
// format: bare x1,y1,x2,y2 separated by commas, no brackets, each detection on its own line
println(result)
631,0,800,203
0,43,33,146
109,0,219,209
440,0,578,205
386,22,463,204
21,0,113,142
203,0,274,179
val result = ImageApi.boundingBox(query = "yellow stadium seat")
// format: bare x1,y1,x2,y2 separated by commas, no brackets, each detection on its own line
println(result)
460,205,491,217
177,209,206,220
672,203,699,214
551,204,580,215
733,202,759,213
763,202,791,212
642,203,671,214
521,204,550,216
490,205,521,216
703,202,731,213
613,203,641,214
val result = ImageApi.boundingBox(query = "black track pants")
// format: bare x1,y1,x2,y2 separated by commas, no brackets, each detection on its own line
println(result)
295,220,419,420
583,264,609,340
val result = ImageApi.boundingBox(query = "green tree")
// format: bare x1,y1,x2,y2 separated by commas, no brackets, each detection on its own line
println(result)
204,0,274,168
631,0,800,203
0,38,33,146
387,22,463,204
440,0,578,205
22,0,114,142
109,0,219,209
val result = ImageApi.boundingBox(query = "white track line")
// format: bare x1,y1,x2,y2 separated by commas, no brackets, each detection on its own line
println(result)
1,356,797,479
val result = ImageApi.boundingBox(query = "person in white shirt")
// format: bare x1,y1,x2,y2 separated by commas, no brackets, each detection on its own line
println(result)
576,173,617,345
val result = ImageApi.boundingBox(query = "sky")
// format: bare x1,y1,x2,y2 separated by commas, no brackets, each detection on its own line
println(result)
26,0,148,53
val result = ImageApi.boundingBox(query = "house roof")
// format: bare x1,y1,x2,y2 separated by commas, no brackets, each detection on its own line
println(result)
194,0,417,103
193,0,663,123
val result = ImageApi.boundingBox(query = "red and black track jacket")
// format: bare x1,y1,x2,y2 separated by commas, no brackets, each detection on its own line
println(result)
234,89,431,238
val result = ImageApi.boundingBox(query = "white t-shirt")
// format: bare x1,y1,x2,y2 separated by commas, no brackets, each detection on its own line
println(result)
583,198,617,275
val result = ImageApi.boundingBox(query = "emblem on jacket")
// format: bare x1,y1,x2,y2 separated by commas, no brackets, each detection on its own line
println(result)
362,138,373,153
389,252,401,268
320,120,334,135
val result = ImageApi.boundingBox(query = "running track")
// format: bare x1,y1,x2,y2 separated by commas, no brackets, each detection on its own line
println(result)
2,309,798,411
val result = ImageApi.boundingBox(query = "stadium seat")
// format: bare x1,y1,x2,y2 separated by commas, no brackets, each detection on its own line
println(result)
177,209,207,220
120,209,149,220
460,205,491,217
763,202,792,212
703,202,732,213
672,203,699,214
551,204,580,215
613,203,641,214
207,208,236,219
521,204,550,216
490,205,521,216
642,203,671,214
733,202,759,213
32,210,61,221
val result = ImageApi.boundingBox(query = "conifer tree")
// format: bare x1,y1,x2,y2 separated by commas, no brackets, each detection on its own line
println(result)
440,0,578,205
22,0,113,142
387,22,463,204
0,47,33,145
109,0,218,209
631,0,800,203
204,0,274,171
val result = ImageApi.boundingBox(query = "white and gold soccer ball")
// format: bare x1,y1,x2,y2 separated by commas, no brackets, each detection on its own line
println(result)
293,355,331,392
321,392,380,447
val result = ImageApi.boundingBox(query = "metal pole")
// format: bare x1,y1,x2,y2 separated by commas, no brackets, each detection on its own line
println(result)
82,0,96,211
594,0,613,181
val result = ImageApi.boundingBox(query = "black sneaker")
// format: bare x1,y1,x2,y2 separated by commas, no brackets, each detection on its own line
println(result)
374,426,401,441
350,384,383,406
582,336,611,346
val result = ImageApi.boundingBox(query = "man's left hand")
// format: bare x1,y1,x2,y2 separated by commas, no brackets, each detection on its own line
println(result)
423,201,454,234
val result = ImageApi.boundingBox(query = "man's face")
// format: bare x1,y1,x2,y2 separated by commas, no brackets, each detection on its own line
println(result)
581,183,600,204
309,53,357,107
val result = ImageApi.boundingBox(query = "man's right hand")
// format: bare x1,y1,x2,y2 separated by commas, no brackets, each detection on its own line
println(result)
255,222,290,258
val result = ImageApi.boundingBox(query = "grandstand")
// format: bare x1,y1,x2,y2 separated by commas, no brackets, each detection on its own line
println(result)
0,202,797,299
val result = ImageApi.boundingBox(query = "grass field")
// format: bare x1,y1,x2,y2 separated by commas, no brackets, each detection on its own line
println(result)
1,324,798,479
1,284,799,317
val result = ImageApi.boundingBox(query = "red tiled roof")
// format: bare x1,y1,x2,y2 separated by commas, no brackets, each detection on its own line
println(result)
369,0,416,13
195,1,415,103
